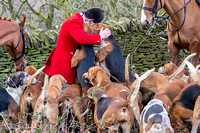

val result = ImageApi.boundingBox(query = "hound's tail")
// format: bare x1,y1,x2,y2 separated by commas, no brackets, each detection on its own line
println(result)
168,53,196,81
184,60,200,83
41,74,49,100
125,53,154,103
125,54,130,87
26,66,46,95
127,67,155,125
128,68,155,101
19,14,26,27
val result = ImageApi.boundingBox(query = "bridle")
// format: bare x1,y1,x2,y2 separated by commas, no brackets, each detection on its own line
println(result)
142,0,163,15
6,22,26,62
0,22,26,88
6,22,26,71
142,0,191,54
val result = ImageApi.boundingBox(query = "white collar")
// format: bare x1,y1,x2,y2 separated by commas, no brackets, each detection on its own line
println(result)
80,12,86,23
80,12,93,24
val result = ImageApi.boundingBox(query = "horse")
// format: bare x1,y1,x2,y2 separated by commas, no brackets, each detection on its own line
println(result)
141,0,200,66
0,15,27,71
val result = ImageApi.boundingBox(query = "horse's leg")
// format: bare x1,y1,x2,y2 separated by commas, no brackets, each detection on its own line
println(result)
167,43,180,65
190,41,200,66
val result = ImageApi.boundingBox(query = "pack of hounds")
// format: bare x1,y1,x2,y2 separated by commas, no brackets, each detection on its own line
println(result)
1,23,200,133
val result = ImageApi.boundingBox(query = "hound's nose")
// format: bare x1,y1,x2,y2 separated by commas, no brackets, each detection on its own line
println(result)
82,73,90,83
82,73,87,79
158,67,163,74
84,78,90,83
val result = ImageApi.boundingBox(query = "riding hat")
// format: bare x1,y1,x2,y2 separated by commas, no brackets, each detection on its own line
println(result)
84,7,104,23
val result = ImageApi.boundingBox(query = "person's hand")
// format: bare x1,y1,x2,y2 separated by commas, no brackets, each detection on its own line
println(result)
99,28,111,40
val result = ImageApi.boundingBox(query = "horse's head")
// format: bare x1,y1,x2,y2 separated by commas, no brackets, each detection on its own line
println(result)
141,0,163,27
11,15,27,71
83,23,108,34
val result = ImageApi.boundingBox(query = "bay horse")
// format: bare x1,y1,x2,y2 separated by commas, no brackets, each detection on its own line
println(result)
141,0,200,66
0,15,27,71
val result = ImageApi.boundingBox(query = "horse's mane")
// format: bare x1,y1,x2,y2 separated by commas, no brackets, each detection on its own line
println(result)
0,17,14,22
0,15,26,27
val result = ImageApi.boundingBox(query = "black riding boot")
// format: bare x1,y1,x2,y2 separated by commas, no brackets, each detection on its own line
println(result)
196,0,200,5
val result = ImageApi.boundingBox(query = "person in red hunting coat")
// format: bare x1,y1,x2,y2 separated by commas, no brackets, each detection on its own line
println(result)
43,7,111,84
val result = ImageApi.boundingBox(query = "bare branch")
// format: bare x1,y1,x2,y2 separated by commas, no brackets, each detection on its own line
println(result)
25,0,46,21
14,1,26,20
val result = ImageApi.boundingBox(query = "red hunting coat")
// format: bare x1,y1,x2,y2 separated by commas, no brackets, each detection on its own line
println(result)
43,12,101,84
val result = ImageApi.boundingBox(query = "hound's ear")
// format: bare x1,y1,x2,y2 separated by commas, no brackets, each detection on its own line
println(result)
167,63,176,75
8,75,20,88
59,75,67,84
144,117,154,132
171,63,177,70
87,87,95,96
19,72,26,81
88,70,97,81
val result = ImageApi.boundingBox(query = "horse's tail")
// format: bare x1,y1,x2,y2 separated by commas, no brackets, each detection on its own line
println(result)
20,14,26,27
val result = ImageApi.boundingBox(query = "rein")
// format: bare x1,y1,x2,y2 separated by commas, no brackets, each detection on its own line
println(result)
0,60,25,88
6,22,26,62
167,0,191,54
142,0,163,14
142,0,191,54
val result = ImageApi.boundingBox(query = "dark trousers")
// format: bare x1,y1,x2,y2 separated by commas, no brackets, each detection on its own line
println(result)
196,0,200,5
